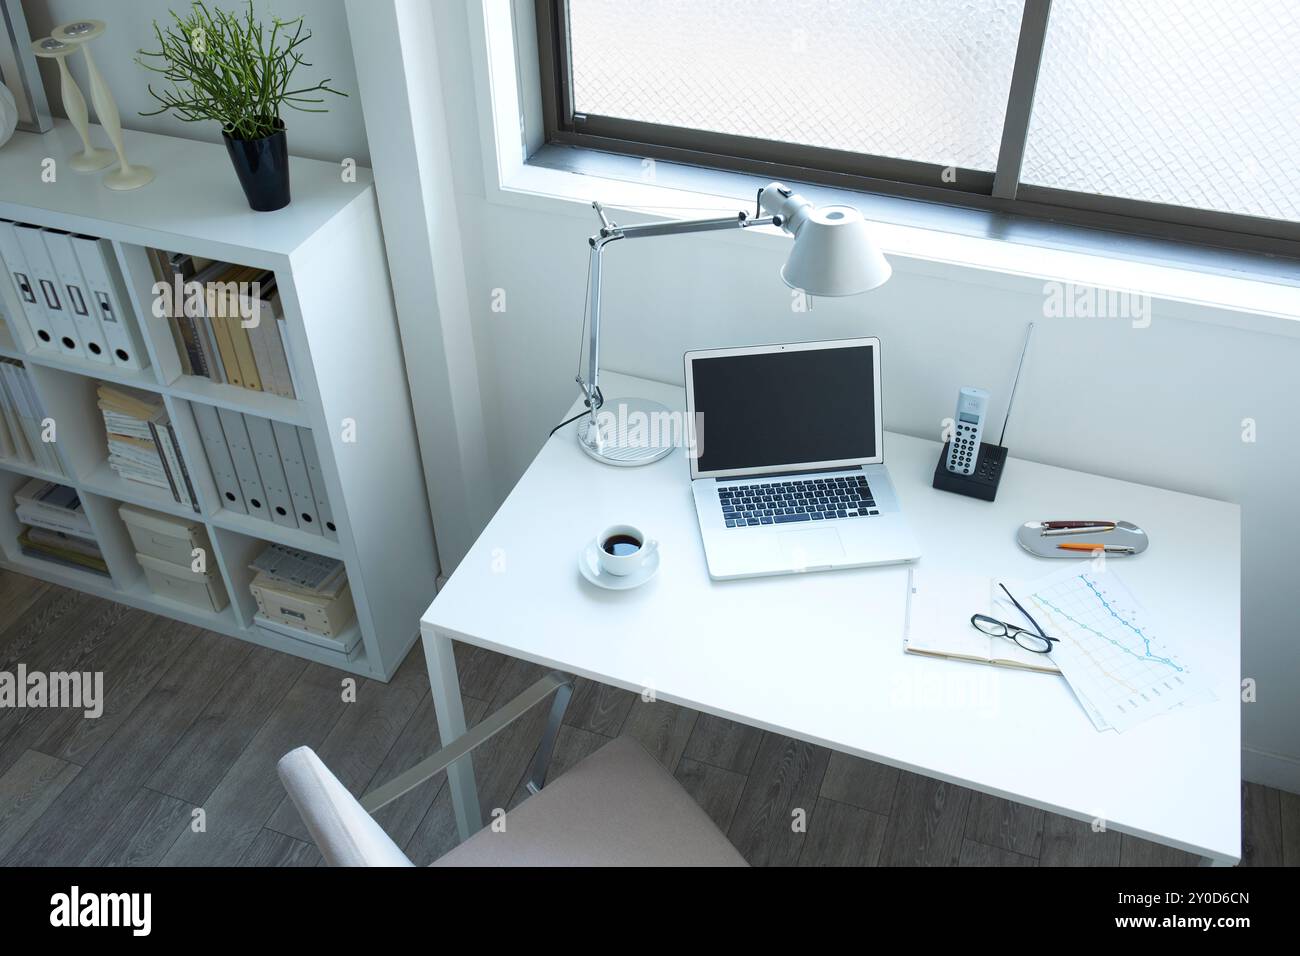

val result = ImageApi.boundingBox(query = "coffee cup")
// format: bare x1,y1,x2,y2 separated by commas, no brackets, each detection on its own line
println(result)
596,524,657,576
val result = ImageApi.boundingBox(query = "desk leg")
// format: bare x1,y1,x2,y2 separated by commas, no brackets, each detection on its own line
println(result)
421,627,483,841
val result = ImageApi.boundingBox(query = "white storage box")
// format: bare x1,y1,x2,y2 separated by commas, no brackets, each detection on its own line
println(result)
250,572,354,638
137,552,229,612
119,504,211,567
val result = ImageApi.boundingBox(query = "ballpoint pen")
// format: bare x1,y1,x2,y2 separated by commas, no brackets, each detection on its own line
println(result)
1041,520,1117,537
1057,542,1135,554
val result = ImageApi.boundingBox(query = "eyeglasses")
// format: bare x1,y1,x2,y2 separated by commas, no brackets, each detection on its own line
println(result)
969,583,1061,655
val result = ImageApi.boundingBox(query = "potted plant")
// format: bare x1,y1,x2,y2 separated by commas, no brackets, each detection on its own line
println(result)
136,1,345,211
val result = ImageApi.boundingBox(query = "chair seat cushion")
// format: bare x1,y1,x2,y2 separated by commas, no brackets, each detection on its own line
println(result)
434,736,747,867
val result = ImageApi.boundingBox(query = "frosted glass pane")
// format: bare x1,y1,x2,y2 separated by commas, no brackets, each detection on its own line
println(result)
1022,0,1300,222
569,0,1026,171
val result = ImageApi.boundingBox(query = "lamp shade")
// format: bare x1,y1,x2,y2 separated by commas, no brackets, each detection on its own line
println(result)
781,204,892,296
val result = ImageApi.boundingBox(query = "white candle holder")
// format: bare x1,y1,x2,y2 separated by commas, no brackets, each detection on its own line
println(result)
30,36,114,172
52,19,154,190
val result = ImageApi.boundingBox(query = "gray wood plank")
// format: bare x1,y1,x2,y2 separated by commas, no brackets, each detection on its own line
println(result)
617,697,697,771
819,752,900,815
0,572,49,645
798,797,887,867
147,645,303,805
1038,812,1122,866
365,694,490,855
0,583,87,676
1239,781,1283,867
563,678,636,736
682,713,764,774
30,605,204,769
160,663,350,866
726,732,830,867
0,591,154,775
264,652,428,841
79,787,195,867
673,758,747,835
878,771,972,866
1119,834,1200,866
0,749,81,860
239,828,322,867
1282,789,1300,867
3,630,247,866
964,791,1043,858
401,784,461,866
959,838,1038,866
452,641,511,702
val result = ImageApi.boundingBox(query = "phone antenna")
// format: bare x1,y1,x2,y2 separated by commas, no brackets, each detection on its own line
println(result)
999,322,1035,448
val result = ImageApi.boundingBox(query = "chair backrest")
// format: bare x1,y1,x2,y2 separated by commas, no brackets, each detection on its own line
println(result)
277,746,414,867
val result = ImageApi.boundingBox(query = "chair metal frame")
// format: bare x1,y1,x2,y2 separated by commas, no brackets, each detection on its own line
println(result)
360,671,576,815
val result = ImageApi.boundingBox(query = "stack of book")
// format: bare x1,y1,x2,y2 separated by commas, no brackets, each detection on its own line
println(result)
249,543,357,655
0,358,63,475
97,384,199,512
15,479,109,576
146,249,298,399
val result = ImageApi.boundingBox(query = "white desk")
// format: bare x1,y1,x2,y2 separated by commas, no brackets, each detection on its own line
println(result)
419,372,1241,864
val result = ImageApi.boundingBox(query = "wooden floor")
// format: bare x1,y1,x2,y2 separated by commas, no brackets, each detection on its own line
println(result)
0,571,1295,867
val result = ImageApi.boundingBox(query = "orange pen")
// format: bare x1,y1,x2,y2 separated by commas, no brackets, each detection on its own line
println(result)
1057,542,1135,554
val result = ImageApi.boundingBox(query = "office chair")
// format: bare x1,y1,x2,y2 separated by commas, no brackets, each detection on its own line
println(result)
278,671,747,866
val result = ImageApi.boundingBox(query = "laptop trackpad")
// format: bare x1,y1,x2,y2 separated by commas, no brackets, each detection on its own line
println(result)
778,528,844,569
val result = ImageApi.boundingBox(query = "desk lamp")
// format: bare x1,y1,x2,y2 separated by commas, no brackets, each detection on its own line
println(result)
574,182,892,465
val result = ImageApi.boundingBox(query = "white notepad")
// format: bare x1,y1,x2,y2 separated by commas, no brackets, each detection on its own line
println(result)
904,569,1060,675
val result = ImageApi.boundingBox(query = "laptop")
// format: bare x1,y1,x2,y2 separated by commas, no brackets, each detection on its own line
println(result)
684,337,920,580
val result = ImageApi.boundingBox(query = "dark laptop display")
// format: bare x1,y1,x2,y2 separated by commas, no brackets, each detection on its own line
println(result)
690,344,877,474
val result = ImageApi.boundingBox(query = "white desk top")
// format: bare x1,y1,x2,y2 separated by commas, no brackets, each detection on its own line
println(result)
423,372,1241,862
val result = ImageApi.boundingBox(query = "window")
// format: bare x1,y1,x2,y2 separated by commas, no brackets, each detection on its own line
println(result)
536,0,1300,252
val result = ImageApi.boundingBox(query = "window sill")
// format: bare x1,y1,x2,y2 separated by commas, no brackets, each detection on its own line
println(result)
491,144,1300,338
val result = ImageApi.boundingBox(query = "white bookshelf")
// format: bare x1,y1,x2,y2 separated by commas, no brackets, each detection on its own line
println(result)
0,121,439,680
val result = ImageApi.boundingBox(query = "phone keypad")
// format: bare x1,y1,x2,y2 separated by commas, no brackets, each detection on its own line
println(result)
951,423,979,475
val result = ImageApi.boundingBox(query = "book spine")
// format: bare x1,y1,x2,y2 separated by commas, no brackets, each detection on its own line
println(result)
166,422,200,513
146,420,183,504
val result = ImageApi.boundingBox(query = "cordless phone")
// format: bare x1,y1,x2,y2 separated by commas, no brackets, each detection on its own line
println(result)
946,387,990,475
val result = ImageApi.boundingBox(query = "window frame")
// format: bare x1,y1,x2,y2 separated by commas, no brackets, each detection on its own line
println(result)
535,0,1300,257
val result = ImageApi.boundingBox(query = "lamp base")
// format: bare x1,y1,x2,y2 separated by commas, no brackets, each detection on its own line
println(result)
576,396,676,466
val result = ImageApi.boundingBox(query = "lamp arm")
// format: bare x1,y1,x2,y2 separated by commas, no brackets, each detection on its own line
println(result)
578,203,782,414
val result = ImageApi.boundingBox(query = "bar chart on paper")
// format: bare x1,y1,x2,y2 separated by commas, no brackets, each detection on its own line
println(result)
1022,566,1208,732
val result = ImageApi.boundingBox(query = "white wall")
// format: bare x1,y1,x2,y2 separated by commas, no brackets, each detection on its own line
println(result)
21,0,369,164
426,3,1300,790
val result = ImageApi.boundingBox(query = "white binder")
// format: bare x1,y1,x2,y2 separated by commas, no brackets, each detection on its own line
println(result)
298,426,337,541
0,220,58,351
70,235,149,371
271,419,321,535
244,413,298,529
192,401,246,514
217,406,270,520
43,230,112,365
13,224,83,358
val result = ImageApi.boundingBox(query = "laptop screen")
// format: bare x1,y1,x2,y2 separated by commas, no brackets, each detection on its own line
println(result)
687,341,880,478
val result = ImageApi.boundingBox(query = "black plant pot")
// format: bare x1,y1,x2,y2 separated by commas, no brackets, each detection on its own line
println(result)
223,121,291,212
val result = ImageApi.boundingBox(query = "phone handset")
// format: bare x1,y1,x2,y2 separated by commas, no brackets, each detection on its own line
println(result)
946,387,990,475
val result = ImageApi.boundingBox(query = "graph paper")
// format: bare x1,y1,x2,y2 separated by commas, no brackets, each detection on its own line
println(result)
1021,565,1208,732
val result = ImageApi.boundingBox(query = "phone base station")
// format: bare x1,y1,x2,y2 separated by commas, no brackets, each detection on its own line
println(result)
933,442,1008,502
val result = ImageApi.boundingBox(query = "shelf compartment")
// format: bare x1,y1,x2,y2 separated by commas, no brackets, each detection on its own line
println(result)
209,506,341,559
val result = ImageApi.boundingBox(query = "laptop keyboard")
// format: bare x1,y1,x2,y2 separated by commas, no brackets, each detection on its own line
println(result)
720,474,880,528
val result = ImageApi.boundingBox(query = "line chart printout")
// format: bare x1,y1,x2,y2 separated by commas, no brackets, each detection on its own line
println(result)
1021,566,1210,733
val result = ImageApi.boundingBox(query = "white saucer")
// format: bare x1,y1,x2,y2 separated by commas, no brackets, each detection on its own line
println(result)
579,541,660,590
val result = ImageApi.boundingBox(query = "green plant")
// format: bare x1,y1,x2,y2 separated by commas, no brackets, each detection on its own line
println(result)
137,0,345,141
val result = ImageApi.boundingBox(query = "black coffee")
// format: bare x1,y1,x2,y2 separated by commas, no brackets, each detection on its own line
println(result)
602,534,642,557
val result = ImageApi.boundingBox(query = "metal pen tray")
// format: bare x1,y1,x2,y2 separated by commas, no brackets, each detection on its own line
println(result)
1016,520,1149,558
